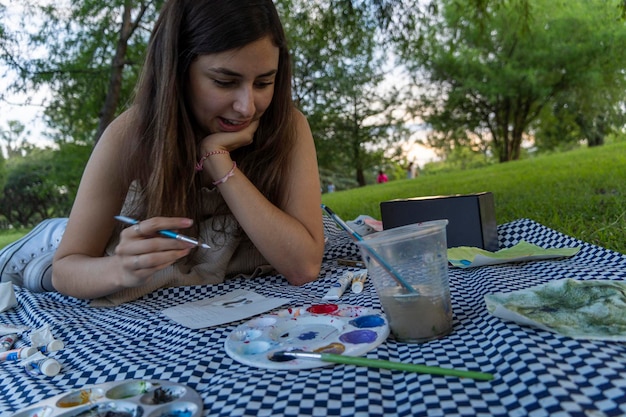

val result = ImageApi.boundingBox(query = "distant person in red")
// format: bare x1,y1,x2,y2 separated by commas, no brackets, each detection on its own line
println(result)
377,170,388,183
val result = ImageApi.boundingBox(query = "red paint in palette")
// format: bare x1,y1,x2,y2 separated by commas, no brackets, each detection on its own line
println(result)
307,304,339,314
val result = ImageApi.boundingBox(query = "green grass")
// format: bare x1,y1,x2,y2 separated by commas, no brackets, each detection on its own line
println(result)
1,142,625,254
0,229,30,249
322,142,626,254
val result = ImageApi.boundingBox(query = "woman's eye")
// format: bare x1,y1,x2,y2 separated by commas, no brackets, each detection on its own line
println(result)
213,79,236,87
255,80,274,88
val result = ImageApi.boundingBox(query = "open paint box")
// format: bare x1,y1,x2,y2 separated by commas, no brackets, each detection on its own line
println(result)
12,379,202,417
225,304,390,370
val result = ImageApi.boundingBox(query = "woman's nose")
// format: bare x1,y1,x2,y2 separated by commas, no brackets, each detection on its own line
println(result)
233,86,255,117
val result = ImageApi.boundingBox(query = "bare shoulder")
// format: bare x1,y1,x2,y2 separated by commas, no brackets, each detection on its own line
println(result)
292,108,311,129
82,108,139,192
288,108,318,173
290,108,314,148
99,108,137,147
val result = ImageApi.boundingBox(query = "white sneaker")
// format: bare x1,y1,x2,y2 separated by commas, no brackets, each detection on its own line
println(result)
0,218,67,290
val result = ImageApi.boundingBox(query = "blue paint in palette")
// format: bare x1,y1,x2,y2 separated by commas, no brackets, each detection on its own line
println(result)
339,330,378,344
159,409,194,417
298,331,318,341
349,315,385,329
225,304,391,370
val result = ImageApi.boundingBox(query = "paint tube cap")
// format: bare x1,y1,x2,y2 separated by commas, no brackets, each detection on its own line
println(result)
21,346,38,359
351,282,364,294
45,339,64,353
38,358,61,377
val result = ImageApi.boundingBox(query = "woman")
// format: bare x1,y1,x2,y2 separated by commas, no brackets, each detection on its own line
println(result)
0,0,325,305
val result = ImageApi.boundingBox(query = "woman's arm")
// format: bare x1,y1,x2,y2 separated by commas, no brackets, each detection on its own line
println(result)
201,110,325,285
52,110,195,299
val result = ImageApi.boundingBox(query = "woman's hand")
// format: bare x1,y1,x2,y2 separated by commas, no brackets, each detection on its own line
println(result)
113,217,195,288
199,120,260,153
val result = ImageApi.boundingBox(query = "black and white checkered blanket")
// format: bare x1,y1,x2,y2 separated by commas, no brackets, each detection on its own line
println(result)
1,218,625,417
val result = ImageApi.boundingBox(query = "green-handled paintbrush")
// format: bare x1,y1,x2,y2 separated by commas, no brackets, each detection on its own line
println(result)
269,350,494,381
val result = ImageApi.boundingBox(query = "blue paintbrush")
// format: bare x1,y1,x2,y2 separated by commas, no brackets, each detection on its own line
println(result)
115,215,210,249
321,205,416,294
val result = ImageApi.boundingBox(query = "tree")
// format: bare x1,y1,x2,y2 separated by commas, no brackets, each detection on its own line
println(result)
282,0,410,186
393,0,626,162
3,0,162,145
0,120,33,158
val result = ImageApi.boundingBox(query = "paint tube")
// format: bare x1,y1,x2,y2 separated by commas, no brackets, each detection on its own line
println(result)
24,357,61,377
37,339,65,354
0,333,18,352
323,272,352,301
351,271,368,294
0,346,38,362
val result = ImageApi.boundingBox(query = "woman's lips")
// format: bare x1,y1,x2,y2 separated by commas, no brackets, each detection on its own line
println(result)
218,117,252,132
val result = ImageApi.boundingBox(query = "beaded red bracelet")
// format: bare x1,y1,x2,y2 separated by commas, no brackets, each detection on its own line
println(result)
195,150,230,171
212,161,237,186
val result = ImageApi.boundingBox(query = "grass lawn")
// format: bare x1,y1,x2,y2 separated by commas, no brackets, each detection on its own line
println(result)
322,141,626,254
0,229,30,250
1,142,624,254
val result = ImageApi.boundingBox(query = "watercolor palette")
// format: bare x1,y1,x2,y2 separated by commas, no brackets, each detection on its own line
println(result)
12,379,202,417
225,304,390,370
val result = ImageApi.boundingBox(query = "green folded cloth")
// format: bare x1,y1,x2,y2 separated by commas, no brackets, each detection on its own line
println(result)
448,240,581,268
485,278,626,340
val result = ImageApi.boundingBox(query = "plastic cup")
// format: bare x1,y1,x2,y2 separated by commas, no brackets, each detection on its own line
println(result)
356,220,453,343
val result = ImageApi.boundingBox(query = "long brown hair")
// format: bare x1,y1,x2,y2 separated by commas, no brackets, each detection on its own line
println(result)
122,0,295,235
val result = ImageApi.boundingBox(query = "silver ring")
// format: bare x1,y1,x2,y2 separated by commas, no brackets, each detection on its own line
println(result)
133,255,140,270
133,223,142,235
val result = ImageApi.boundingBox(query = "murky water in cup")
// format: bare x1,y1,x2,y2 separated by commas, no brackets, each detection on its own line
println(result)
357,220,453,343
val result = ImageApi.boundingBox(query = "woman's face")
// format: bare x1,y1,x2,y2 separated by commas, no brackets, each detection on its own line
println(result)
187,36,279,136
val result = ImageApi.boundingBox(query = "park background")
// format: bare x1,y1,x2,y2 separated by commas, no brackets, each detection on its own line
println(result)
1,0,625,253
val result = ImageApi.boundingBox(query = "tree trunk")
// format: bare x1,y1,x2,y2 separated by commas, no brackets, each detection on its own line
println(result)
94,2,133,143
356,168,366,186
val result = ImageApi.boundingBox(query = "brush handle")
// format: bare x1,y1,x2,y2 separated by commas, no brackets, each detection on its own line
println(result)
321,204,417,294
320,353,494,381
359,243,417,294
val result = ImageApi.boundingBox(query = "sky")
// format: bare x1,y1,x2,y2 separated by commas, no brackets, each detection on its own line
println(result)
0,88,53,146
1,2,55,149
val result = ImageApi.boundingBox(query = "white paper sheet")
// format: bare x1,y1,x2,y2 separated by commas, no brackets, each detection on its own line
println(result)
161,289,292,329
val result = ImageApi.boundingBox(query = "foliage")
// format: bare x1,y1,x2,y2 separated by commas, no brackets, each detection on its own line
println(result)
5,0,162,144
281,0,411,186
0,123,92,226
50,142,93,207
0,149,71,227
392,0,626,162
2,0,411,188
0,153,4,195
322,141,626,255
0,120,34,158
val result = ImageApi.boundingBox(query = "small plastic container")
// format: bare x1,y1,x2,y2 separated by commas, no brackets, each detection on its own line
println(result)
357,220,453,343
